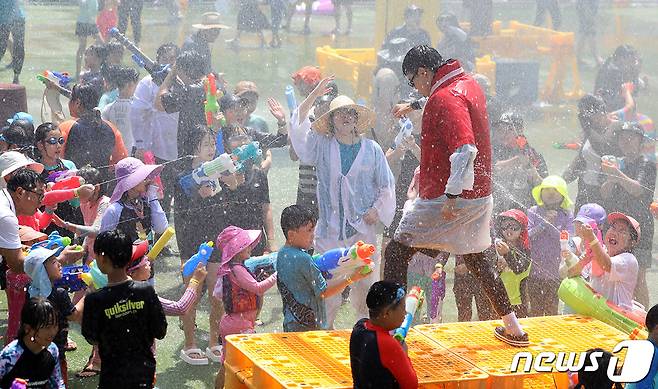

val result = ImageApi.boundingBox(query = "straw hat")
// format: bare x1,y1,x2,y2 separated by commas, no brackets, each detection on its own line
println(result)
312,95,376,135
192,12,230,30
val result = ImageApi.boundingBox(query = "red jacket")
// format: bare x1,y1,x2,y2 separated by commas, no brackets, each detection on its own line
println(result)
419,60,492,200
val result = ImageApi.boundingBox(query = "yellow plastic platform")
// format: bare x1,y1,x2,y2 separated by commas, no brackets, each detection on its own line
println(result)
225,329,489,389
225,315,629,389
414,315,628,389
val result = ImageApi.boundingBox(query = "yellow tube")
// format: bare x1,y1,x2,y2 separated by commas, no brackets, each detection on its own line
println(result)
146,227,175,261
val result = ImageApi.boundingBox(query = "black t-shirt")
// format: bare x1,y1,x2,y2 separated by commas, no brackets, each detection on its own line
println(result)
601,156,656,252
0,339,59,389
160,81,206,159
64,117,116,181
594,58,640,112
48,288,75,356
81,280,167,388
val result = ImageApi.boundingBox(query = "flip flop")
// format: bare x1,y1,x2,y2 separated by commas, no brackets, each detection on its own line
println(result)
180,348,209,366
76,357,100,378
494,326,529,347
206,346,223,363
65,338,77,352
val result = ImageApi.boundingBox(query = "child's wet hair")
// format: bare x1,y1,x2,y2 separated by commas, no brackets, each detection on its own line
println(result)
78,165,108,198
71,83,101,112
86,44,108,63
156,42,179,63
646,304,658,333
94,229,134,269
575,348,622,389
175,50,206,80
105,39,124,57
18,297,58,339
114,67,139,89
189,125,214,153
366,281,405,318
280,205,317,239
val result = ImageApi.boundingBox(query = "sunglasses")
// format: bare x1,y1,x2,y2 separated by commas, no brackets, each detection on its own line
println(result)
501,223,522,232
407,72,418,88
23,188,45,202
44,137,65,145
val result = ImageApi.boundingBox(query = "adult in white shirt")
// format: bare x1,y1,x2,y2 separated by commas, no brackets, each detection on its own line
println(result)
130,42,179,217
581,212,640,309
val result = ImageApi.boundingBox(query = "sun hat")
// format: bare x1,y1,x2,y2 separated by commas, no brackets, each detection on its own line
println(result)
0,151,44,178
496,209,530,249
216,226,261,278
311,95,376,135
192,12,230,30
127,240,150,273
109,157,163,203
24,246,59,298
291,66,322,86
531,175,573,210
574,203,607,226
7,112,33,125
19,225,48,243
607,212,641,241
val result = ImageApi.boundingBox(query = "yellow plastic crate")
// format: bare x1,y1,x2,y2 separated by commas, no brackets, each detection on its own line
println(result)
414,315,628,389
225,329,489,389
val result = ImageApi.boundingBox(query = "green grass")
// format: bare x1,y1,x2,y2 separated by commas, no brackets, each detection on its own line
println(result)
2,2,658,388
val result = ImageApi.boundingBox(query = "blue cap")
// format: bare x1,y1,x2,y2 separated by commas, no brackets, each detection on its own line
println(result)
7,112,33,125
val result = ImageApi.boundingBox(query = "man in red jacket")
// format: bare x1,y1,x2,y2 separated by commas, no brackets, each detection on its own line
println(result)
383,45,528,347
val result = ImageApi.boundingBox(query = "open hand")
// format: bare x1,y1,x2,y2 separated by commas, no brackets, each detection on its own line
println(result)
392,103,413,118
363,208,379,225
267,98,286,124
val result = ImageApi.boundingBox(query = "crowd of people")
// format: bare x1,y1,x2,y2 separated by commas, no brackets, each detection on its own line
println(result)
0,2,655,388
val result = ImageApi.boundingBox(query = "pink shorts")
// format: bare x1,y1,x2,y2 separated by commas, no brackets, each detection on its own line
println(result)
5,271,31,345
219,312,257,363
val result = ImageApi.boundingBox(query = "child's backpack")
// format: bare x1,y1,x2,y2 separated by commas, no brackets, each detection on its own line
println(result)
222,264,259,314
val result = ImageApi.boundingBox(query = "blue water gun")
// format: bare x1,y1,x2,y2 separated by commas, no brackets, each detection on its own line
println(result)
31,231,72,256
54,265,90,292
182,242,215,277
393,286,425,342
285,85,297,113
314,241,375,280
179,153,237,197
36,70,72,88
231,141,263,172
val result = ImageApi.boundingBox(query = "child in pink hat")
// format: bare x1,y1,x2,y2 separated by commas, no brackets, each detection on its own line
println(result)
212,226,277,389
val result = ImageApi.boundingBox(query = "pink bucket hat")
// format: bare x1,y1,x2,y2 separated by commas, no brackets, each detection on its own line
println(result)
216,226,261,277
110,157,163,203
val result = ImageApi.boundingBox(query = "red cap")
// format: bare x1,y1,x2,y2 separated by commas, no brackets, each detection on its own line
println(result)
291,66,322,86
607,212,641,241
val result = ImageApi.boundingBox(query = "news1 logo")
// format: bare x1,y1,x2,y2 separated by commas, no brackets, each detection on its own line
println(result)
510,340,655,383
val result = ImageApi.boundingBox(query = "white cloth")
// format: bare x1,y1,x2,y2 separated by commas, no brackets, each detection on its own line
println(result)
591,252,639,310
289,108,396,241
445,144,477,195
395,195,493,255
581,140,603,186
0,189,20,250
102,98,135,152
130,76,179,161
315,231,380,328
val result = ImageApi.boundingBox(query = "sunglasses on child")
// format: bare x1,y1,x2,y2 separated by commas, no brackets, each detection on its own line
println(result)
44,137,65,145
501,223,522,232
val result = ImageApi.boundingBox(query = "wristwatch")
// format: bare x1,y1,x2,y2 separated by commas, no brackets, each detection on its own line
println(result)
446,193,460,199
410,100,422,110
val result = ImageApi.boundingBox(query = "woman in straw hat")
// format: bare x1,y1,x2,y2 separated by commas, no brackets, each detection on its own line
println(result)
288,76,395,327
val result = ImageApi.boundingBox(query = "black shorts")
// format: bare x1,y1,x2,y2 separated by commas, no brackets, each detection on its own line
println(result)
75,22,98,37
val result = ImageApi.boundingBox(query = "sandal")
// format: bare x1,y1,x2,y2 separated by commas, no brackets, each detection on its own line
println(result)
76,356,100,378
180,348,209,365
494,326,529,347
65,337,77,352
206,346,223,363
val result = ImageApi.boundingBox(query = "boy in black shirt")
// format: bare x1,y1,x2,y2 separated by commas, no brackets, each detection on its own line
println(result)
350,281,418,389
81,230,167,388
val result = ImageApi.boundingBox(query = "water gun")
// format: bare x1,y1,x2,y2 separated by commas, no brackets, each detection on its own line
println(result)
41,189,81,208
10,378,27,389
601,155,625,170
182,241,214,277
552,142,581,150
36,70,72,88
54,264,90,292
178,153,237,196
80,260,108,290
515,135,542,168
314,241,375,287
393,286,425,342
231,141,263,172
393,117,414,148
204,73,224,127
146,227,175,261
428,264,446,322
558,276,647,337
47,169,78,183
285,85,297,113
109,27,170,85
51,175,83,191
142,151,164,199
32,231,72,255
